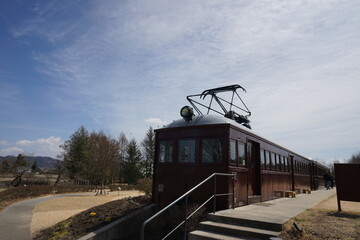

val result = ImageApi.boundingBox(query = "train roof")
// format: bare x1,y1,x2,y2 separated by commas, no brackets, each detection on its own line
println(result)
158,114,321,164
165,114,248,129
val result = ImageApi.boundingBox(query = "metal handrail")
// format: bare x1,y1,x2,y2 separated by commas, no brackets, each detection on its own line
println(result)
140,172,236,240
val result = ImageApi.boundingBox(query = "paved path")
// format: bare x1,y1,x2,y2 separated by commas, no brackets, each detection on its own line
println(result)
0,193,94,240
213,188,336,225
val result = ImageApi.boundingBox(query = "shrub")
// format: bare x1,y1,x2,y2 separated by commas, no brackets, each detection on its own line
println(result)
136,178,152,196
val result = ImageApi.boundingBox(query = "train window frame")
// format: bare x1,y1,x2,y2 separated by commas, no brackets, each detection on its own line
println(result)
238,141,246,166
270,152,275,171
265,150,270,170
178,138,196,163
158,140,174,163
230,139,237,165
278,155,282,172
260,149,265,169
201,138,223,164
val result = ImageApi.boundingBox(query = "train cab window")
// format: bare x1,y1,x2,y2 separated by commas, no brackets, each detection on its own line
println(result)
159,141,173,163
260,149,265,169
238,142,246,166
202,138,222,163
178,139,196,163
230,140,236,164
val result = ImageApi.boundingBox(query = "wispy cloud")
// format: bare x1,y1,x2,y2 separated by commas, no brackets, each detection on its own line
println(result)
3,0,360,160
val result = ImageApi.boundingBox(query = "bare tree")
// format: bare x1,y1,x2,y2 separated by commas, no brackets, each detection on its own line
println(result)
349,151,360,164
53,160,66,186
88,131,121,194
118,132,128,182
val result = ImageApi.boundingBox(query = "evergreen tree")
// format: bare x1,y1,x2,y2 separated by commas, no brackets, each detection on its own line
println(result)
141,126,155,178
123,139,142,184
60,126,90,181
31,161,39,173
349,151,360,164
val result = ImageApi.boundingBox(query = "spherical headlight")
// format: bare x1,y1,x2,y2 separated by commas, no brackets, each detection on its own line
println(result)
180,106,194,122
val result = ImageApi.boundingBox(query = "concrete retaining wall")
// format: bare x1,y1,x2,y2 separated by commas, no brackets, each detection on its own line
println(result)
78,203,157,240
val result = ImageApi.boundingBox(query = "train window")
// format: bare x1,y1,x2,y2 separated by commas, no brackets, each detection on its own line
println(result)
178,139,196,163
278,156,282,171
284,157,288,172
271,152,275,171
230,140,236,164
296,161,299,174
202,138,222,163
287,158,291,172
238,142,246,166
275,154,279,171
260,149,265,169
159,141,173,163
278,155,281,171
265,151,270,169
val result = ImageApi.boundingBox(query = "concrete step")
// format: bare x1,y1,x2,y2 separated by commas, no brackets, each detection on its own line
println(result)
188,230,248,240
199,221,280,239
207,213,283,232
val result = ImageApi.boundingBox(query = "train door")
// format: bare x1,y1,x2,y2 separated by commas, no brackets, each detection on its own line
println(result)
247,140,261,201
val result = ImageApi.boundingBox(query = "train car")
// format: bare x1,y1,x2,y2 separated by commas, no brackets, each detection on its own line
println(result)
152,85,328,208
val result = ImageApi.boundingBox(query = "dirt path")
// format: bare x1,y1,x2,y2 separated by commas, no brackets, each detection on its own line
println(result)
31,190,144,237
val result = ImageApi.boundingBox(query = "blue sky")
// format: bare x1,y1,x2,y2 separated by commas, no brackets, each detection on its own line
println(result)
0,0,359,162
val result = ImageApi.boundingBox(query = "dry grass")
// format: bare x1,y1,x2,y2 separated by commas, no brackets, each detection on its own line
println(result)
279,195,360,240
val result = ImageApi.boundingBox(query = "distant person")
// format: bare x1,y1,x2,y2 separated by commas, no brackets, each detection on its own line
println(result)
330,175,334,189
323,172,331,190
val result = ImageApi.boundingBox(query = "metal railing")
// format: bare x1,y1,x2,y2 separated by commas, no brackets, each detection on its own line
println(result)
140,172,236,240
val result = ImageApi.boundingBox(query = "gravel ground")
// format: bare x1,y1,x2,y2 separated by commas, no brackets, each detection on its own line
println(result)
279,194,360,240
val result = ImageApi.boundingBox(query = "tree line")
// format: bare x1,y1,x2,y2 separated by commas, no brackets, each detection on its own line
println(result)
0,126,155,189
55,126,155,188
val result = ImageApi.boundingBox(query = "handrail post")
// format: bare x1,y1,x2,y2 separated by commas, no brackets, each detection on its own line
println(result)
184,195,188,240
213,174,217,213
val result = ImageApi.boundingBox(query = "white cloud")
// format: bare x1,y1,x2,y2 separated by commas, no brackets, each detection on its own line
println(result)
0,141,7,146
16,140,32,146
145,117,168,127
0,147,24,156
13,136,62,158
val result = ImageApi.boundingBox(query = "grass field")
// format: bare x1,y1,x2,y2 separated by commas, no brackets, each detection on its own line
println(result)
279,195,360,239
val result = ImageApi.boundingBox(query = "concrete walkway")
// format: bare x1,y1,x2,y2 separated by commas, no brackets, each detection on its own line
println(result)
0,193,94,240
214,188,336,225
190,188,336,239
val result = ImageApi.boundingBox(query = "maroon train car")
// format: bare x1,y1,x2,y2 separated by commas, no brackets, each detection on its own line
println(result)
152,114,328,208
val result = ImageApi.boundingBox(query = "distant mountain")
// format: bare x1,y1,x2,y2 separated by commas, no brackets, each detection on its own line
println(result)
0,156,60,169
